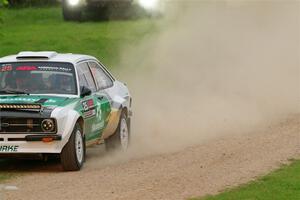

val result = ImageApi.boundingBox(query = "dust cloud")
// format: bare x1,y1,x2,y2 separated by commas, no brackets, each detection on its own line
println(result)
114,1,300,158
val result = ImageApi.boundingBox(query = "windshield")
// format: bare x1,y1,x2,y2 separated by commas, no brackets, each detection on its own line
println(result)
0,62,77,95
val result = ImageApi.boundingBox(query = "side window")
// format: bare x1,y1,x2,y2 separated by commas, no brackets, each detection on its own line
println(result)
89,62,113,90
76,62,97,92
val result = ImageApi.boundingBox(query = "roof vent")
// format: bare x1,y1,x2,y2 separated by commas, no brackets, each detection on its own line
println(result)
16,51,58,59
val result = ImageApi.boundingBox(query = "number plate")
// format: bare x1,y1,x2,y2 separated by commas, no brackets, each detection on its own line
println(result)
0,145,19,152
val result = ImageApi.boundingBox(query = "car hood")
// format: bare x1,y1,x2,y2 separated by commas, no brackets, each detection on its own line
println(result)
0,95,77,108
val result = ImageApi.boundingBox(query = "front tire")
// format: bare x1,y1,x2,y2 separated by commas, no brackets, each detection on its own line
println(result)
105,111,130,152
60,123,85,171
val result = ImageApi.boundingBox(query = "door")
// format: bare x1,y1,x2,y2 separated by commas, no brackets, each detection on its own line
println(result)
88,61,115,138
77,62,107,141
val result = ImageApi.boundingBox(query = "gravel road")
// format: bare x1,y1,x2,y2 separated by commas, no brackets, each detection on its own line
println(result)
1,114,299,200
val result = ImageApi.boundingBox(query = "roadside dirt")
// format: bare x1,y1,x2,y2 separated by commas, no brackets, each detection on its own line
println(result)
1,114,299,200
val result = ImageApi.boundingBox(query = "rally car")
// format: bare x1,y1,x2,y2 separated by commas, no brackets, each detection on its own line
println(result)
0,51,132,171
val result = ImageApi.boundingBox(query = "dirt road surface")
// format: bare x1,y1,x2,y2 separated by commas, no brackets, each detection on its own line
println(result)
0,114,299,200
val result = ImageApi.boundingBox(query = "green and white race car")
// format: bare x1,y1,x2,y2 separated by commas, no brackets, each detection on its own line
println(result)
0,51,132,171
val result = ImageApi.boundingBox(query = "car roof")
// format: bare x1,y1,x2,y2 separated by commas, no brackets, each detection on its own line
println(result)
0,51,99,65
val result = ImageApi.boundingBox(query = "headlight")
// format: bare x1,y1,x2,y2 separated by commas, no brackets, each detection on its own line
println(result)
138,0,159,10
41,119,55,132
67,0,80,6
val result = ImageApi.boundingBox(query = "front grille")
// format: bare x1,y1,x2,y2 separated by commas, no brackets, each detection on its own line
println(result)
0,118,56,134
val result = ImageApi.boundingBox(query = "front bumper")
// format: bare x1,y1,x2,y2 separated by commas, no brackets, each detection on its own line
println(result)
0,134,65,154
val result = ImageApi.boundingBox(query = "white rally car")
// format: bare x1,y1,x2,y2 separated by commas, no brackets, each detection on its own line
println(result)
0,51,132,171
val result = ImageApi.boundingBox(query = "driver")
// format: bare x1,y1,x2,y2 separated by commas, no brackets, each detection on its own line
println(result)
58,74,73,92
15,71,32,91
4,73,17,90
48,74,73,93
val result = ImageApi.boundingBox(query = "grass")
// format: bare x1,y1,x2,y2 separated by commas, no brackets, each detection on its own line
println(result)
0,6,159,68
0,173,14,182
191,160,300,200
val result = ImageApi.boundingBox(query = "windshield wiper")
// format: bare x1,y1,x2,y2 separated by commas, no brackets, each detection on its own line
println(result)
0,89,30,95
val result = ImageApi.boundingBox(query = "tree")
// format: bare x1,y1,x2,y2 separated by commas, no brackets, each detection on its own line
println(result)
0,0,6,30
0,0,8,7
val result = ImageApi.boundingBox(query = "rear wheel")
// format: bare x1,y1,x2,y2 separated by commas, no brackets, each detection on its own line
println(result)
60,123,85,171
105,111,130,152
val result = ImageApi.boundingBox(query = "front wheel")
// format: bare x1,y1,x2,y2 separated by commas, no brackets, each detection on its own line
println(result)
105,111,130,152
60,123,85,171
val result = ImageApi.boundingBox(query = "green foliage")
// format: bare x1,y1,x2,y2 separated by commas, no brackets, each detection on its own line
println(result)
0,0,8,7
7,0,58,7
0,3,4,27
0,7,157,67
192,160,300,200
0,172,15,182
0,0,8,25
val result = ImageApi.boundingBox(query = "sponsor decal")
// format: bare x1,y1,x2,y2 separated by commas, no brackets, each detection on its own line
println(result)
38,66,72,72
91,121,104,132
0,64,12,72
0,65,72,72
82,99,94,111
16,66,37,71
0,145,19,152
82,99,96,118
96,105,102,120
83,109,96,118
0,98,56,103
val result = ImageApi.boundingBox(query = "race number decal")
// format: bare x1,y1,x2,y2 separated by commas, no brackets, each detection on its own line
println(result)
82,99,96,118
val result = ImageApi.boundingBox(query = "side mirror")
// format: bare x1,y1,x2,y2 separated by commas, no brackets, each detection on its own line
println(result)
80,86,92,97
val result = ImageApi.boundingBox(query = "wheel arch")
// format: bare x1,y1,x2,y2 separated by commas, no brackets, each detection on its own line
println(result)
76,116,85,136
121,106,128,117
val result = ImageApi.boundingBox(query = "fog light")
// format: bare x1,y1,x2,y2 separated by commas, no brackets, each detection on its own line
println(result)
42,137,54,143
41,119,55,132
